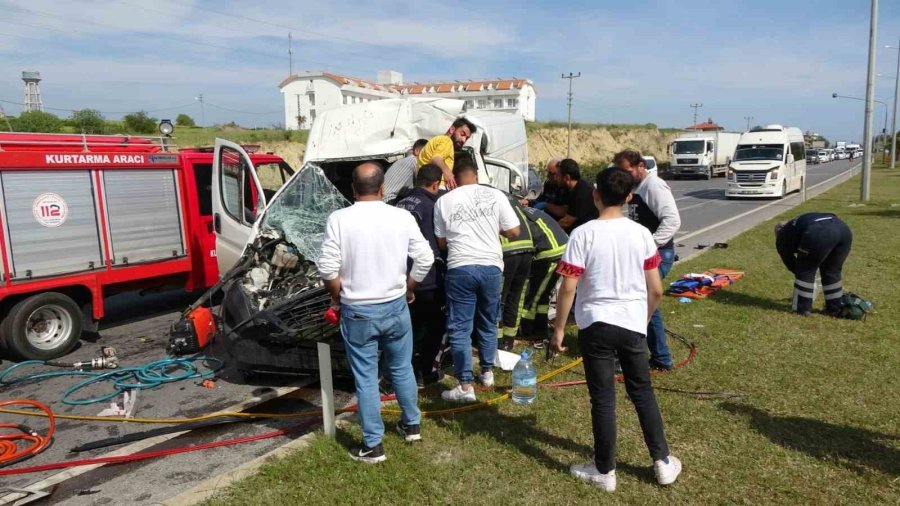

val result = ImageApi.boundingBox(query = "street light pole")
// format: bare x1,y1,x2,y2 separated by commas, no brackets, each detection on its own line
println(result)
833,93,888,160
860,0,878,201
744,116,753,131
561,72,581,158
886,40,900,169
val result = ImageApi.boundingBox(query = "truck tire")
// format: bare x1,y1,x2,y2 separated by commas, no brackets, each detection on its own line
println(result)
706,167,713,180
1,292,83,360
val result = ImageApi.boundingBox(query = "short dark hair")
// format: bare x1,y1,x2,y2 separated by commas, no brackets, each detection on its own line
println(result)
453,158,478,179
413,138,428,151
559,158,581,180
416,163,442,187
612,149,644,168
352,162,384,196
596,167,634,206
452,117,477,134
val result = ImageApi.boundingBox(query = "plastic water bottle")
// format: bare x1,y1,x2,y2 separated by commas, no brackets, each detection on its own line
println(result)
511,349,538,405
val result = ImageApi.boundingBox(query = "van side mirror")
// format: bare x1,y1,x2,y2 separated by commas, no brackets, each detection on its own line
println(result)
786,154,795,164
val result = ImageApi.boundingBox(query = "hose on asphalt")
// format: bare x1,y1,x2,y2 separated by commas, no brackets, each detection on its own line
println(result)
0,400,55,468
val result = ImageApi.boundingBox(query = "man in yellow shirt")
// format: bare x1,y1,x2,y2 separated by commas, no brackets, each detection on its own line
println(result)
416,118,477,190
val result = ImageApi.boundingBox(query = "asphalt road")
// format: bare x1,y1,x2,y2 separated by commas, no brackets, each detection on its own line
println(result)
667,159,859,260
0,158,859,505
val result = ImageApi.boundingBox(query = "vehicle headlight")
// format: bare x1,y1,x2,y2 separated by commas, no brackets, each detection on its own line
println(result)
770,169,779,180
727,168,735,180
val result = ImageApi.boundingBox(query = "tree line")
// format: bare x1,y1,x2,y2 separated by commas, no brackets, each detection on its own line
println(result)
1,110,196,134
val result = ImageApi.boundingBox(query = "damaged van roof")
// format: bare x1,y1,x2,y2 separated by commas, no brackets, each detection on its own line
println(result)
303,98,465,162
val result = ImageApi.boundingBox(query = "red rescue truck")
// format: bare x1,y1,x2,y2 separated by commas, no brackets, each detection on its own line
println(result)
0,133,294,360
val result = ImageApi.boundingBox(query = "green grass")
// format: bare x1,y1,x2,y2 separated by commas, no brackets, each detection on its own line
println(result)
56,124,308,147
204,167,900,505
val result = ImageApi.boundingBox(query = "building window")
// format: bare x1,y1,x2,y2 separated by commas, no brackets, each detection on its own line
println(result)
494,99,504,109
308,92,316,107
465,99,475,108
343,95,349,105
507,98,519,108
310,109,316,122
477,99,487,109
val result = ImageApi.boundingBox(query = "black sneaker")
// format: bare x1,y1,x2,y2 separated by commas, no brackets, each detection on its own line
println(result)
501,337,515,351
649,361,673,372
348,443,386,464
396,422,422,442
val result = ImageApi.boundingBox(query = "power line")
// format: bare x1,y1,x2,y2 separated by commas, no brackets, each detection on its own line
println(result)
203,101,282,116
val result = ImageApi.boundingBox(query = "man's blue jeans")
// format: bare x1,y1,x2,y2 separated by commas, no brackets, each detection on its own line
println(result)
445,265,502,384
341,296,420,448
648,246,674,368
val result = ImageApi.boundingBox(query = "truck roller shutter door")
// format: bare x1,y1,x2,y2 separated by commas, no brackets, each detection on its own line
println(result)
103,169,186,264
1,170,103,279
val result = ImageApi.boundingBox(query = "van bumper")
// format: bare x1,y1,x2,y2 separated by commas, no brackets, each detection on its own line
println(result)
725,182,780,197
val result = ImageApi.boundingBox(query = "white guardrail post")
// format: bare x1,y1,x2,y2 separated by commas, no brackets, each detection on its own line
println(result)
317,342,336,437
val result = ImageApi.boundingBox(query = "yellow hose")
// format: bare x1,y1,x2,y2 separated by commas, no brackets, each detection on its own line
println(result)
0,357,585,424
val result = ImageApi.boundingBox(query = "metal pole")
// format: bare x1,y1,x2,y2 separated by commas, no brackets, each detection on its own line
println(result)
317,342,336,437
861,0,878,201
690,103,703,126
196,93,206,128
561,72,580,158
892,39,899,168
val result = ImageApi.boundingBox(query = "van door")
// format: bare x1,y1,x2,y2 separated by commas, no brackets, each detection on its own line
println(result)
211,139,267,274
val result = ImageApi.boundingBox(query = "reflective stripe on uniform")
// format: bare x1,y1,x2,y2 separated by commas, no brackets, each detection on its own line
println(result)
521,262,558,317
822,281,842,291
794,279,816,290
535,247,565,261
824,291,844,301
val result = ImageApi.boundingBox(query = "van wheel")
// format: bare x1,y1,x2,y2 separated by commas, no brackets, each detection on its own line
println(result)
780,181,787,198
1,292,83,360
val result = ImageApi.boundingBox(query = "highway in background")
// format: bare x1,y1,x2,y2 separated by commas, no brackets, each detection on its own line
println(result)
667,159,859,261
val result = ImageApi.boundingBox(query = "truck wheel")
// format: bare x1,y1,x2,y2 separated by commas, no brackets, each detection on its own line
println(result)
1,292,83,360
706,167,713,180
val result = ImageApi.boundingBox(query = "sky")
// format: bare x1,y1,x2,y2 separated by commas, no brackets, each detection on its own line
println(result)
1,0,899,143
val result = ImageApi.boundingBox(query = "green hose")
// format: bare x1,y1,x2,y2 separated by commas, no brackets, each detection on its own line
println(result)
0,356,223,405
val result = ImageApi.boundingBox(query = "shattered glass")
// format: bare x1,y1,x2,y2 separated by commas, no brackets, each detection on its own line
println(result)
260,163,349,262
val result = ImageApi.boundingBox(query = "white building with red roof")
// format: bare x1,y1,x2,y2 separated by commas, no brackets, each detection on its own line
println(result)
279,70,536,129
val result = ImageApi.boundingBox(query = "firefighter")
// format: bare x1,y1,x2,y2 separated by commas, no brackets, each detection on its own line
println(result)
518,203,568,348
775,212,853,316
499,197,535,351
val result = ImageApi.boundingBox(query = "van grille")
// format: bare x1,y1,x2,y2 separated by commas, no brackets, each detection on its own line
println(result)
736,171,768,183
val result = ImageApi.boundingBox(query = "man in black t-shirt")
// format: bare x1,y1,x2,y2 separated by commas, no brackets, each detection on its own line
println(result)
557,158,598,232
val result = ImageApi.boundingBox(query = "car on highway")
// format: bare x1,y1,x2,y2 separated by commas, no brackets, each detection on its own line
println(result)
808,151,821,164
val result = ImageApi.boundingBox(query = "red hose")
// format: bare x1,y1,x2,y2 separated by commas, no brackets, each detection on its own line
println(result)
0,400,55,467
0,419,317,477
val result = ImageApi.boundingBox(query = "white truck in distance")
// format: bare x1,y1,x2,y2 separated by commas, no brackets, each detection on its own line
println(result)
669,131,741,180
726,125,807,199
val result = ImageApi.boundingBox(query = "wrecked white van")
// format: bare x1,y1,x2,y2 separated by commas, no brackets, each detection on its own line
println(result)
174,98,536,378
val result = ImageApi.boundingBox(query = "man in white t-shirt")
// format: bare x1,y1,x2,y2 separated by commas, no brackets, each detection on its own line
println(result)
550,167,681,492
434,159,520,402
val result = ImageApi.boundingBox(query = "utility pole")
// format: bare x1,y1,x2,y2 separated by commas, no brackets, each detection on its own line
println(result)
744,116,754,131
690,103,703,126
888,37,900,169
288,32,294,77
861,0,878,201
195,93,206,128
561,72,581,158
0,105,13,132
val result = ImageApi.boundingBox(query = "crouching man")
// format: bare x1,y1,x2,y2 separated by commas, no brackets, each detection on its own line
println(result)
317,162,434,463
775,212,853,316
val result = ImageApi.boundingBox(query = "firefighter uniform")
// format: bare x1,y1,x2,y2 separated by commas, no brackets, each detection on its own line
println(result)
776,212,853,315
499,199,534,348
519,205,568,341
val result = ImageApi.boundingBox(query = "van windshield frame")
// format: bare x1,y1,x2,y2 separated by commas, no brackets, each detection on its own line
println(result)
734,144,785,161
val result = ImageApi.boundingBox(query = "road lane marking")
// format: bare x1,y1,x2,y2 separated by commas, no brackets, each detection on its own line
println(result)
676,163,860,244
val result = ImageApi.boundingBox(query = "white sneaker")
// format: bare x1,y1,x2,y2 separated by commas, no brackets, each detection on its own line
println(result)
441,385,477,403
570,462,616,492
478,370,494,387
654,455,682,486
